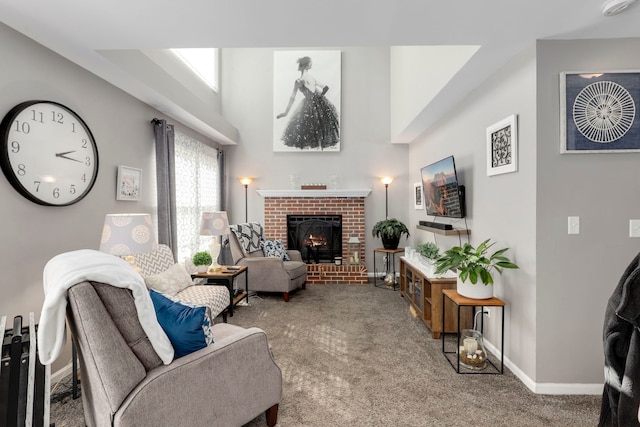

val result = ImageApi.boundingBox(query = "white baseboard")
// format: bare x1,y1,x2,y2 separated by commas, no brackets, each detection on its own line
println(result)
483,339,603,395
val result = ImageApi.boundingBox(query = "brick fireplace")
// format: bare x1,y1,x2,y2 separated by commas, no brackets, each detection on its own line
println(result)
257,189,371,285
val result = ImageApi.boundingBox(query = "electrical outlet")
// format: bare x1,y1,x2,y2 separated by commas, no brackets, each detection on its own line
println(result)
568,216,580,235
485,309,491,319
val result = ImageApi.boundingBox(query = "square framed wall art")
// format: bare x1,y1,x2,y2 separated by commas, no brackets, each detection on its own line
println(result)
560,71,640,153
116,165,141,201
486,114,518,176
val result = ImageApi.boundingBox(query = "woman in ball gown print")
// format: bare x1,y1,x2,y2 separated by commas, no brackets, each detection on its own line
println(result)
276,56,340,150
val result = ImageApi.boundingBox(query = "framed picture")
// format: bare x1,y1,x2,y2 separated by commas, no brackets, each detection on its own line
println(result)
116,165,141,201
560,71,640,153
414,182,423,209
273,50,341,152
486,114,518,176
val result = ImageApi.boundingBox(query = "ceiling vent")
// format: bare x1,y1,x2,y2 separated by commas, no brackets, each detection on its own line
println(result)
602,0,637,16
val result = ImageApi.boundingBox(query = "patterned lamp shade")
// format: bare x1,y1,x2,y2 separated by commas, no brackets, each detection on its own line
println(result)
199,211,230,236
99,213,156,255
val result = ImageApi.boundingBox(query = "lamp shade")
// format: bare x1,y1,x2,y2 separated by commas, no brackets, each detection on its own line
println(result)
199,211,230,236
347,236,361,244
380,176,394,185
99,213,156,255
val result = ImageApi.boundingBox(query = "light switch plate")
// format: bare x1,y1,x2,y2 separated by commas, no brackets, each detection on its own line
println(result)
630,220,640,237
568,216,580,235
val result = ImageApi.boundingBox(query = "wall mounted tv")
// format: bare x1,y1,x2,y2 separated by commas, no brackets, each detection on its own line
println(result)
420,155,466,218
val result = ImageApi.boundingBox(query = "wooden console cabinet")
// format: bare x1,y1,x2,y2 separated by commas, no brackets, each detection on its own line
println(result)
399,257,471,339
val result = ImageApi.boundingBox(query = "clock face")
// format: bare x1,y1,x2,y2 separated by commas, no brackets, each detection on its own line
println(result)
0,101,99,206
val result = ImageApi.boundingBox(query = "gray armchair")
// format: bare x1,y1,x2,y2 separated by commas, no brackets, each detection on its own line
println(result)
228,222,307,302
66,280,282,427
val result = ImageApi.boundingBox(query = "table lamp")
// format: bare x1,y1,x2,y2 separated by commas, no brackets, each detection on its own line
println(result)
99,213,156,272
199,211,230,272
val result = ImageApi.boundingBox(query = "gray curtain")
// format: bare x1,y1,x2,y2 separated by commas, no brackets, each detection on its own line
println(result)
152,118,178,258
217,147,234,265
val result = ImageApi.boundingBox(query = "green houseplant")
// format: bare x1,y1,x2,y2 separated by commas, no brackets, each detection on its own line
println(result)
417,242,440,260
192,251,212,273
433,239,519,299
371,218,410,249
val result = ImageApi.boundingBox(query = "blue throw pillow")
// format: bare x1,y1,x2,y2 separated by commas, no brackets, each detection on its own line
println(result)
149,289,214,358
261,239,290,261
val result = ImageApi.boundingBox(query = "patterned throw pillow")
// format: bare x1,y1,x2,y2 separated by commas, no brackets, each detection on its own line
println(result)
261,239,290,261
149,289,214,358
144,263,193,296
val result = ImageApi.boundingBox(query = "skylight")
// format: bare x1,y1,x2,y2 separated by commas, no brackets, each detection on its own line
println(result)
172,48,218,92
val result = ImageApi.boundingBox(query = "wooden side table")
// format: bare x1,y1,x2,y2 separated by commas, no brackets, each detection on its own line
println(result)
441,289,506,374
373,248,404,290
191,266,248,320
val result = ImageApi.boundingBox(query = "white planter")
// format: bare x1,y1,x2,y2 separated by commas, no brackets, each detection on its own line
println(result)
414,255,436,275
457,276,493,299
196,265,208,273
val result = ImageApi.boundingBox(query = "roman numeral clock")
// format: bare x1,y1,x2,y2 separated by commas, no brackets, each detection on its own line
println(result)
0,101,99,206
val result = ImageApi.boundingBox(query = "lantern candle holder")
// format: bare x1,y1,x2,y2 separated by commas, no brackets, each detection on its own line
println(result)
458,328,487,370
347,236,361,265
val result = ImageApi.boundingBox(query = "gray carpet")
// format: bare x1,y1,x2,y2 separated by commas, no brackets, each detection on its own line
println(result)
51,283,601,426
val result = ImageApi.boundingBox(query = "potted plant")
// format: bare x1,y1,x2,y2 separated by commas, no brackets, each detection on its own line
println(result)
371,218,410,249
433,239,519,299
417,242,440,260
192,251,213,273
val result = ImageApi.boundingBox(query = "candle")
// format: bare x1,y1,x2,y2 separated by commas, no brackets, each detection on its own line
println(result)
354,251,359,263
463,338,478,354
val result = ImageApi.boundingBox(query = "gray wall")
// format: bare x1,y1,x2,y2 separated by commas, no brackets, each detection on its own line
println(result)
0,23,219,372
408,46,539,381
221,47,409,271
536,38,640,384
410,37,640,387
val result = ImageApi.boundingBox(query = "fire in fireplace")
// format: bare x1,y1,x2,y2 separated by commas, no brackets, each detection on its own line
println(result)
287,215,342,263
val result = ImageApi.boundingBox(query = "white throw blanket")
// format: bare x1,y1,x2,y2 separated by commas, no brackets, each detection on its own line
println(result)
38,249,174,365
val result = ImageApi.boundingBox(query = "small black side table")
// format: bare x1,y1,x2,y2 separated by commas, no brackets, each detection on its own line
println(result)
373,248,404,290
191,265,249,321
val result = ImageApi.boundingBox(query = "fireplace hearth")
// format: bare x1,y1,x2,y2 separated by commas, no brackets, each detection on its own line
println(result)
287,215,342,263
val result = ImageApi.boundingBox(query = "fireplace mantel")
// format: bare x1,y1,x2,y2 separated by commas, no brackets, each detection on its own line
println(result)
256,189,371,198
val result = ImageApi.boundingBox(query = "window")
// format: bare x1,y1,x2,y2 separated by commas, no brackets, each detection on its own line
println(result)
174,131,221,262
172,48,219,92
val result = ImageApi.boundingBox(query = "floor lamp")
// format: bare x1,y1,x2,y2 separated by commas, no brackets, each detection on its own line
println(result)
380,176,394,219
238,177,253,222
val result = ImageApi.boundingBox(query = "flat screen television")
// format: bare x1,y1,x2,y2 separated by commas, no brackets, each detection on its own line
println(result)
420,155,465,218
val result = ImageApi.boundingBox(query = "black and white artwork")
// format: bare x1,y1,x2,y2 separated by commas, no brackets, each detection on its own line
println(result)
414,182,423,209
560,71,639,153
486,114,518,176
273,50,341,152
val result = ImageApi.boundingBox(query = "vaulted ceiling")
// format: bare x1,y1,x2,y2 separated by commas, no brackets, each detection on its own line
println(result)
1,0,639,143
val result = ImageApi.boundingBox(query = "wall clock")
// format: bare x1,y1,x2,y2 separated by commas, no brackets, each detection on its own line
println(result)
0,100,99,206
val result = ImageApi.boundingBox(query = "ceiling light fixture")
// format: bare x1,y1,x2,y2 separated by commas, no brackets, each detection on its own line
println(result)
602,0,637,16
